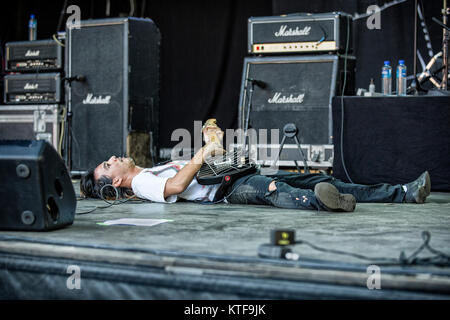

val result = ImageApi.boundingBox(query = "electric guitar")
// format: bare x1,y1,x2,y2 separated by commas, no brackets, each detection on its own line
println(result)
195,119,257,186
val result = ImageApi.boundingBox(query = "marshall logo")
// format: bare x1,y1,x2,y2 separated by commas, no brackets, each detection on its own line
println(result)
274,25,311,37
25,50,40,57
24,83,38,90
268,92,305,104
82,93,112,104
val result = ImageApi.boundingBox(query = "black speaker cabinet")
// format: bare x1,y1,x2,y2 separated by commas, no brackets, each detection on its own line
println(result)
66,17,160,173
0,140,76,231
238,55,355,168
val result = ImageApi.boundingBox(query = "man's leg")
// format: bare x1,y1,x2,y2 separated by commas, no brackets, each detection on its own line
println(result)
226,174,355,211
269,171,430,203
269,172,403,203
226,174,319,210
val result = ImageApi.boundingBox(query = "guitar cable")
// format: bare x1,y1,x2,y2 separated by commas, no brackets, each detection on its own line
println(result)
76,184,146,215
338,14,355,184
261,229,450,267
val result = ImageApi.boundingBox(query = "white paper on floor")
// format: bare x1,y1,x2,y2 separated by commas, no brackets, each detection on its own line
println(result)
99,218,172,227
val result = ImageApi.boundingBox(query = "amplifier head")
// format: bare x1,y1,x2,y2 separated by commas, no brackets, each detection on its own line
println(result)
248,12,353,54
5,39,63,72
4,73,62,104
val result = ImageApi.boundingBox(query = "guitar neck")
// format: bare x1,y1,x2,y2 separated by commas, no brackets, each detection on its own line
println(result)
205,129,222,146
209,134,219,143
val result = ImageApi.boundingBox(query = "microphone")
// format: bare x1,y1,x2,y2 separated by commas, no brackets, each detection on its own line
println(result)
246,78,267,89
76,75,86,82
64,75,86,83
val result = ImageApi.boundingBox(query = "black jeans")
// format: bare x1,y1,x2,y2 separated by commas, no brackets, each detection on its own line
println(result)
226,171,406,211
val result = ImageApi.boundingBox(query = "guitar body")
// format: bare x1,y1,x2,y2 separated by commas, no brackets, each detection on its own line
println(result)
196,156,257,202
196,119,257,200
196,161,257,185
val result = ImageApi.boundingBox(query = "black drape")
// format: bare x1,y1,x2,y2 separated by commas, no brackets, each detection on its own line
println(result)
332,96,450,191
0,0,445,150
144,0,272,148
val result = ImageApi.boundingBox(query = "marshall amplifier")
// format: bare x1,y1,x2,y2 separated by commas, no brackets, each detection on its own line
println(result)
66,17,160,173
248,12,353,54
238,54,355,169
5,39,63,72
4,73,62,104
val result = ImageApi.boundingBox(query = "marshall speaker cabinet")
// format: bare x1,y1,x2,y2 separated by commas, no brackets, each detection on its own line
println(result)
0,140,75,231
248,12,353,54
238,54,355,169
66,17,160,173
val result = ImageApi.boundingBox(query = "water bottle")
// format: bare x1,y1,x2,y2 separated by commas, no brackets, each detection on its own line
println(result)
396,60,407,96
369,78,375,94
381,61,392,95
28,14,37,41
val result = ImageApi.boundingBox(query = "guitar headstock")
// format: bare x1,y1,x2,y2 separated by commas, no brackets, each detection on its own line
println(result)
202,118,223,146
203,118,218,129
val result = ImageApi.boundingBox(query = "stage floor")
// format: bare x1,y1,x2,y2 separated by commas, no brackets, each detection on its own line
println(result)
1,179,450,299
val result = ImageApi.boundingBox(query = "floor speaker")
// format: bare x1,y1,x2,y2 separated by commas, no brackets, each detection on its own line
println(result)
66,17,160,173
0,140,76,231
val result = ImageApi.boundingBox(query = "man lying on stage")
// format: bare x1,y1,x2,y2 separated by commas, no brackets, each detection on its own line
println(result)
80,119,431,213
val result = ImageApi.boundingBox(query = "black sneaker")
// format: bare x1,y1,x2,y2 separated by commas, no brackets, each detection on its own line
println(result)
404,171,431,204
314,182,356,212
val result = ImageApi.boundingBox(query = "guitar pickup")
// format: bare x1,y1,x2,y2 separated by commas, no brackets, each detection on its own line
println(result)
213,158,232,166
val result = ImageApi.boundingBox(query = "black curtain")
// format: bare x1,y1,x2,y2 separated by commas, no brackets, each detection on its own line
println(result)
144,0,272,148
0,0,445,150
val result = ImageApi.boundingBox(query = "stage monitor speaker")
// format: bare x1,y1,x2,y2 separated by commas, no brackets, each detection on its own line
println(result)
237,55,355,167
0,140,76,231
66,17,160,173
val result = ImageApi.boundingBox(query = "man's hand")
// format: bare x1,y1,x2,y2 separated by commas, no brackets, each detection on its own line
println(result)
203,127,224,145
201,141,225,161
202,118,224,145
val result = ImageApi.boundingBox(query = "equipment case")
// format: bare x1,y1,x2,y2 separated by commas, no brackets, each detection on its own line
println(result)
0,104,63,151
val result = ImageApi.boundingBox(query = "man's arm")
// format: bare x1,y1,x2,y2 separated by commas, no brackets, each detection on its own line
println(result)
163,142,222,199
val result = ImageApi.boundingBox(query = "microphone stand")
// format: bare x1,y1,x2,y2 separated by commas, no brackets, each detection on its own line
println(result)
440,0,449,90
430,14,450,91
409,1,450,94
63,76,84,174
409,0,428,94
244,80,255,142
240,78,258,155
64,78,74,173
410,0,420,95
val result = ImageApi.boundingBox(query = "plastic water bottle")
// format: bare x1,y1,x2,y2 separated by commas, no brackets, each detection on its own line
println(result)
28,14,37,41
381,61,392,95
369,78,375,94
396,60,407,96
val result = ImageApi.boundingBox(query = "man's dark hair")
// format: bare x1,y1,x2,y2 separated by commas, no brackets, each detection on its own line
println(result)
80,168,134,200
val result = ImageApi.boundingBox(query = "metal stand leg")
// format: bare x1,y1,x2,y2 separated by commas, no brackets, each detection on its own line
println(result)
274,123,310,173
293,135,309,173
